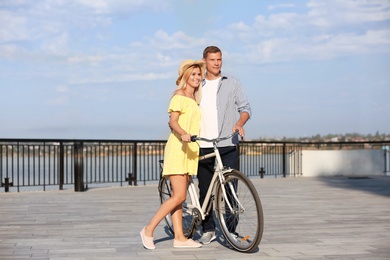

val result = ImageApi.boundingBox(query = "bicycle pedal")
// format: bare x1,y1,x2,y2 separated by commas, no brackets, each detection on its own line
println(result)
241,235,250,241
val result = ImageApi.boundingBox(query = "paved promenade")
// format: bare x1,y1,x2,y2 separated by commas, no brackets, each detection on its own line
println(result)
1,176,389,260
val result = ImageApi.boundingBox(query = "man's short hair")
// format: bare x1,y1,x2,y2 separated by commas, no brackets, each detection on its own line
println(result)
203,46,222,59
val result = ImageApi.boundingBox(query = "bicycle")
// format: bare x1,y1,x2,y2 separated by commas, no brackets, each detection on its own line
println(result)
158,131,264,253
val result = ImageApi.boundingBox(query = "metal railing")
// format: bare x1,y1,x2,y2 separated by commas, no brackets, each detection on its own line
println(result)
0,139,166,192
1,138,389,192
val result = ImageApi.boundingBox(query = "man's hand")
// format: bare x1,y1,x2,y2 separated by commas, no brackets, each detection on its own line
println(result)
233,125,245,138
233,112,249,138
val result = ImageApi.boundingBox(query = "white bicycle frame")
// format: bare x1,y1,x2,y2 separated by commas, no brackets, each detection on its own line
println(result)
185,140,245,221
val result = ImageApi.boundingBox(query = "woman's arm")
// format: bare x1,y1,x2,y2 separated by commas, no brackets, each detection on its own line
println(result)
169,111,191,142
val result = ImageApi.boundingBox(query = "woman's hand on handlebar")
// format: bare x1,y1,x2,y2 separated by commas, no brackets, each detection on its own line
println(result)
181,133,192,142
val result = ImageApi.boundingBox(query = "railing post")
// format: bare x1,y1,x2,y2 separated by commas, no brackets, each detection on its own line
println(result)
59,142,64,190
132,142,138,186
282,143,286,177
74,141,86,192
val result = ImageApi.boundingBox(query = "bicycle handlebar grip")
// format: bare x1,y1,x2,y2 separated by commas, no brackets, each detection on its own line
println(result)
190,135,198,142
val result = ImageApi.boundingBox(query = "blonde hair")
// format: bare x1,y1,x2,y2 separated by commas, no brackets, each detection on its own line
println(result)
175,64,204,104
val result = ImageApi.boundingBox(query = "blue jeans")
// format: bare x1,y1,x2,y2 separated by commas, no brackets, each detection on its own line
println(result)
197,146,239,232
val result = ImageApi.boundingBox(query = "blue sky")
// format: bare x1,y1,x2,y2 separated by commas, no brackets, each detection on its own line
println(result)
1,0,389,140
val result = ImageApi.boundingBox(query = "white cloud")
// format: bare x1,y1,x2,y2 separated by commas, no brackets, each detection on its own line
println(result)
77,0,109,13
221,0,390,65
0,10,29,42
365,29,390,45
228,21,251,31
156,52,172,63
56,85,70,93
268,13,299,29
41,32,69,55
268,3,295,11
67,54,104,64
1,0,389,84
69,72,171,84
76,0,168,14
0,0,166,55
151,30,205,50
307,0,390,26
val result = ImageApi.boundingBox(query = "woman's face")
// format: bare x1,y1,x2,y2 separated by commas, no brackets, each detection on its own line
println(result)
186,67,202,89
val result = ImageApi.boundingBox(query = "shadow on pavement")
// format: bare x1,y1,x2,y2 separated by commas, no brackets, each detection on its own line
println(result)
319,175,390,197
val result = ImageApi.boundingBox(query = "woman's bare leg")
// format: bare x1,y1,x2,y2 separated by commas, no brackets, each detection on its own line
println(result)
144,174,188,238
170,174,189,241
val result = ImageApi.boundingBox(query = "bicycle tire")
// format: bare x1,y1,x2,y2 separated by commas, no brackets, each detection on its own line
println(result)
158,176,197,238
215,170,264,253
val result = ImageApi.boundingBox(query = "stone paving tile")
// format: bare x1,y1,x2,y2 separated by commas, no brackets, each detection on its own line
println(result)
1,176,390,259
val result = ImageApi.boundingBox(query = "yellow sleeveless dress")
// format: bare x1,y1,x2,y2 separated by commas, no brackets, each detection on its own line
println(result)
162,95,201,176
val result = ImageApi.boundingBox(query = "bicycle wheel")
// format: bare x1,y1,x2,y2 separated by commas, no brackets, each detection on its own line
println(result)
215,170,264,253
158,176,197,238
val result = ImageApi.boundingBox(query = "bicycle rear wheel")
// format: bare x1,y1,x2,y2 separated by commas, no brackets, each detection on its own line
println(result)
215,170,264,253
158,176,197,238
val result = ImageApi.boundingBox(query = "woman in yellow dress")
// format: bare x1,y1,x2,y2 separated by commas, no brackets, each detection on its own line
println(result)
140,59,205,249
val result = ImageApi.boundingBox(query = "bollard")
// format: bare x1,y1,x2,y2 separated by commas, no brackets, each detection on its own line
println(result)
259,167,265,179
125,173,136,186
2,177,13,192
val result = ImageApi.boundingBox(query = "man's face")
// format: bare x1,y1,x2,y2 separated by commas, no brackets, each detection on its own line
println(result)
203,52,222,76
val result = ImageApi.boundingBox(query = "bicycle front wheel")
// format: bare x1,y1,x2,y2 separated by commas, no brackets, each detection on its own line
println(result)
215,170,264,253
158,176,197,238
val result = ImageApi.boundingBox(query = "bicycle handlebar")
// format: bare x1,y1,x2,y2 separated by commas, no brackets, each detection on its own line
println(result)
191,130,240,143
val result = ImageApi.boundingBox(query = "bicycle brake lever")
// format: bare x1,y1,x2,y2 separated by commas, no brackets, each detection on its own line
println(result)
190,135,198,142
